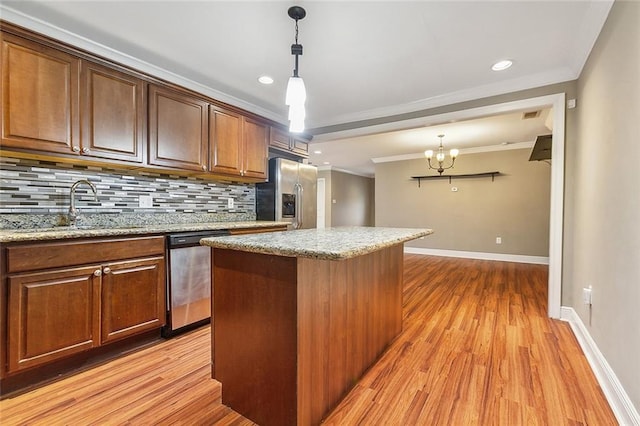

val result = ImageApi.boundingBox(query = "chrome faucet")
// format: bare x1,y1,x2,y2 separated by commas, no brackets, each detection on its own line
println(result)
68,179,98,226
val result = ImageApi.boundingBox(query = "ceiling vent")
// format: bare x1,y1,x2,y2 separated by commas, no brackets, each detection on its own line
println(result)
522,110,541,120
529,134,552,161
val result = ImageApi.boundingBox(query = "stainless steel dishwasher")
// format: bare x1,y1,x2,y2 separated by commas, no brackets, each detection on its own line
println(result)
163,230,230,336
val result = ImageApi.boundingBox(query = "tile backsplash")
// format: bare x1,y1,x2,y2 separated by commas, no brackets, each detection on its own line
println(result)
0,157,255,215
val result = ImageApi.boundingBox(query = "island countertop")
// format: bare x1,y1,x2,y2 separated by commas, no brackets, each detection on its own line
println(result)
200,226,433,260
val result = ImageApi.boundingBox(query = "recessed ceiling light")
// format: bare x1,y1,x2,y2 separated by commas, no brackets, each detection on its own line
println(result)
323,161,330,165
258,75,274,85
492,60,513,71
313,150,322,154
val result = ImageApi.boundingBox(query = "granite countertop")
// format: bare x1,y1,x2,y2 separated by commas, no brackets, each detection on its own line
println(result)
0,221,289,243
200,226,433,260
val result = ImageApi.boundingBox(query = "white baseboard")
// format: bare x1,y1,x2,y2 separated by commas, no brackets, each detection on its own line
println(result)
560,306,640,425
404,247,549,265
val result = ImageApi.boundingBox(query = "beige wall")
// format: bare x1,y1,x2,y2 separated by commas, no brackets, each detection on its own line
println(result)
376,148,550,256
569,0,640,411
318,169,374,227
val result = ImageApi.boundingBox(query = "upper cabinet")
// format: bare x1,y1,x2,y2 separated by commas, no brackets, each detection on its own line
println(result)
269,126,309,157
241,116,269,179
148,85,208,172
210,106,268,181
1,33,146,164
0,26,271,180
1,33,80,154
81,60,146,163
209,106,242,176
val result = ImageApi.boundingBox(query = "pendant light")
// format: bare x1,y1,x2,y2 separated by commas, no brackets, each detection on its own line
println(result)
285,6,307,133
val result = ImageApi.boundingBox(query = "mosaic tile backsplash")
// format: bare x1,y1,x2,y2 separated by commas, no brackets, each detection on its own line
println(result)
0,157,256,227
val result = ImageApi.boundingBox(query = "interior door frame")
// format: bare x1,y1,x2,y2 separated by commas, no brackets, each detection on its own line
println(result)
325,93,566,318
416,93,566,318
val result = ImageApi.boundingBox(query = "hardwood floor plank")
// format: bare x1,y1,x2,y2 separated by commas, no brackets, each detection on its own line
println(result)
323,255,617,425
0,255,616,425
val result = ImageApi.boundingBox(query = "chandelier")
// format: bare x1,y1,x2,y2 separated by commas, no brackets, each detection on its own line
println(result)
424,134,459,175
285,6,307,133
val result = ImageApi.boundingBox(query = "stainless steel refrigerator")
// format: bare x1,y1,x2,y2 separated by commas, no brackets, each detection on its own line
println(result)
256,158,317,229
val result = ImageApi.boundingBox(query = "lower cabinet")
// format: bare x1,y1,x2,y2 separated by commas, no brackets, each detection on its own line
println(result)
3,236,165,374
8,265,101,372
101,256,164,344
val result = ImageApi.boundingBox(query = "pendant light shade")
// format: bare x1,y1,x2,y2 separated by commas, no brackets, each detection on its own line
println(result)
288,104,306,121
285,76,306,106
285,6,307,133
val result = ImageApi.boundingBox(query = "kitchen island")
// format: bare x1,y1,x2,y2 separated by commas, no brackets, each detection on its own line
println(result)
201,226,432,426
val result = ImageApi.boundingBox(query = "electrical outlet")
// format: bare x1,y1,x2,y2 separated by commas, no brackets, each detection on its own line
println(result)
139,195,153,208
496,237,502,244
227,198,234,209
582,287,593,305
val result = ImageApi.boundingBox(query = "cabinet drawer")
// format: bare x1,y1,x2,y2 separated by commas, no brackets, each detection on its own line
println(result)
6,236,165,274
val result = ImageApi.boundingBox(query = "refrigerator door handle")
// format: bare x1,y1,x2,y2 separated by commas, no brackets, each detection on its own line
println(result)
294,182,303,229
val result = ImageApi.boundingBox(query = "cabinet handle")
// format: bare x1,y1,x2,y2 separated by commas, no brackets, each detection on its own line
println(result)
94,269,102,277
82,147,91,154
72,146,80,153
202,165,206,171
103,267,111,274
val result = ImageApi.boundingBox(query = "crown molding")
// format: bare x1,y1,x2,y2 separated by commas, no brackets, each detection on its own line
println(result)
371,141,534,164
0,5,285,125
316,165,373,178
309,69,575,131
568,1,614,77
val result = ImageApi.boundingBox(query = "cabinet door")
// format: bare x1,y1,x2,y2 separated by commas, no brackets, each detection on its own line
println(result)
269,126,291,151
7,265,101,372
242,117,269,180
148,85,208,171
101,256,165,344
1,33,80,154
209,106,242,176
81,60,145,163
291,137,309,157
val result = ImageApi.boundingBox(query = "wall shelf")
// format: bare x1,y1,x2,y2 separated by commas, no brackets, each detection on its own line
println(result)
411,171,500,187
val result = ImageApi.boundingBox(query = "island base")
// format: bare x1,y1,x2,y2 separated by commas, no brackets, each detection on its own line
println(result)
212,244,404,426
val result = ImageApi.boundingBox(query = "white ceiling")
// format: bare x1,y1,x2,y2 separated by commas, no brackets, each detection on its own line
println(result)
311,108,553,175
1,1,612,176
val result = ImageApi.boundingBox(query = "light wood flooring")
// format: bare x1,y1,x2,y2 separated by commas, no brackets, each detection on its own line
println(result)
0,255,617,425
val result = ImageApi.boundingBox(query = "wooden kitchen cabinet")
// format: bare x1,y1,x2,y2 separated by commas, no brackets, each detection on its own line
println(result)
81,60,146,163
148,84,209,172
3,236,165,375
241,116,269,179
209,106,242,176
209,105,268,180
7,265,101,372
2,24,273,179
1,33,80,154
1,34,146,164
101,256,165,344
269,126,309,158
290,137,309,157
